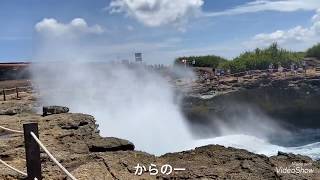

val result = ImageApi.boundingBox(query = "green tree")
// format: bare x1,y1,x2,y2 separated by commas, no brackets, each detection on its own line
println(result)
175,55,228,68
173,43,315,74
306,43,320,59
219,43,304,73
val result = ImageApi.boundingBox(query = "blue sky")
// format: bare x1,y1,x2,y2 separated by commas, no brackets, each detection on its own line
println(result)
1,0,320,64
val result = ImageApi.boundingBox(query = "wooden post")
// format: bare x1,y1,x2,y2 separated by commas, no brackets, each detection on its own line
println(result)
3,89,6,101
23,123,42,180
16,87,19,99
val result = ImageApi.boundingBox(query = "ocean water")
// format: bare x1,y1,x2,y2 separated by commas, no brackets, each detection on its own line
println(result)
193,134,320,160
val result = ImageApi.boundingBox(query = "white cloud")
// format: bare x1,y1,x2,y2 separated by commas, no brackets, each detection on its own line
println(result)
34,18,106,62
312,9,320,22
35,18,104,37
34,19,183,64
204,0,320,17
107,0,320,29
245,9,320,49
108,0,204,27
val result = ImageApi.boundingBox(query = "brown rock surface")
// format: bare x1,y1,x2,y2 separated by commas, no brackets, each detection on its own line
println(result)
0,92,319,179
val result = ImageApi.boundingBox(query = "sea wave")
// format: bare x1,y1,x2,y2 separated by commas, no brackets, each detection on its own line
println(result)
193,134,320,160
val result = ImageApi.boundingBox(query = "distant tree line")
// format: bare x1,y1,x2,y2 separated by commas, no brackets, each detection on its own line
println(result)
306,43,320,59
218,43,305,73
175,43,317,73
175,55,227,69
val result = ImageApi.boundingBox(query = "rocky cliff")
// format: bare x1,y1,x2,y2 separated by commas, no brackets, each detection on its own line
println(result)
0,91,319,179
182,73,320,144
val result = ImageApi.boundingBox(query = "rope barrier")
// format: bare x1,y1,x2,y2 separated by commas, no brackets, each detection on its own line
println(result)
30,132,78,180
0,158,27,176
18,86,33,90
3,88,16,91
0,124,26,176
1,86,32,94
0,125,23,134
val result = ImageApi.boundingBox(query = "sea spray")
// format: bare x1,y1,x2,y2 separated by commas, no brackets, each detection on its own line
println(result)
32,20,197,155
31,63,193,155
31,18,320,158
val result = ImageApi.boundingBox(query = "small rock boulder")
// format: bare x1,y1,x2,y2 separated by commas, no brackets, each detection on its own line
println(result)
0,108,17,115
88,137,135,152
43,106,69,116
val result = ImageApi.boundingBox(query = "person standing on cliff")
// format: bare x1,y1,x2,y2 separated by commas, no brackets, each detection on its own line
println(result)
278,63,283,72
269,63,274,73
291,63,297,76
302,60,307,75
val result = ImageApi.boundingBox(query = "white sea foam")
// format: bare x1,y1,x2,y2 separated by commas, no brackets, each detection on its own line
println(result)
193,134,320,160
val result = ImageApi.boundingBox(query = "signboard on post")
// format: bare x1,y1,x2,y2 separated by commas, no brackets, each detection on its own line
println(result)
135,53,143,63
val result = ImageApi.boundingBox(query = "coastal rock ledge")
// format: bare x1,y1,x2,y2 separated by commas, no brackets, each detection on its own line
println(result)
0,95,319,179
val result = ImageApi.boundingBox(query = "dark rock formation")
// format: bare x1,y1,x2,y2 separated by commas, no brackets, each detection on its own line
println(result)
43,105,69,116
0,63,30,81
182,74,320,145
88,137,135,152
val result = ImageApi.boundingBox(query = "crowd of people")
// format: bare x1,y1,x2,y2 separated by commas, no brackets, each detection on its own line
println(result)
196,60,316,83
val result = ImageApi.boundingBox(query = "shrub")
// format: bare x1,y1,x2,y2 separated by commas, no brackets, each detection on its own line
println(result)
218,43,304,73
175,55,228,68
306,43,320,59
